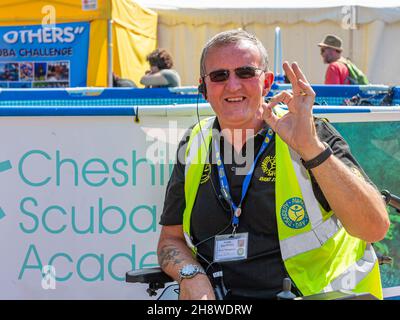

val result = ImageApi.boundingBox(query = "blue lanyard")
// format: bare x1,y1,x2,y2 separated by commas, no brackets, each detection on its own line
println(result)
214,128,274,231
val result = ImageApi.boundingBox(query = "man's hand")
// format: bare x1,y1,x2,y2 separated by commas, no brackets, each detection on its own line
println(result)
262,61,325,160
262,62,389,242
179,274,216,300
158,225,217,300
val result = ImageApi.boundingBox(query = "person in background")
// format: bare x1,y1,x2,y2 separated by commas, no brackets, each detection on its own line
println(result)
318,34,369,85
140,49,181,88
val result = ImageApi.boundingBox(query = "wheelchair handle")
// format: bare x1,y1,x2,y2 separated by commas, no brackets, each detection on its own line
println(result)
381,190,400,212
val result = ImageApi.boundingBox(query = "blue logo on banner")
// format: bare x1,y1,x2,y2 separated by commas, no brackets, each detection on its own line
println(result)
0,22,90,88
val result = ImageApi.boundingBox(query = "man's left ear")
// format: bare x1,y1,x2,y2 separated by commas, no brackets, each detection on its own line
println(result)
263,72,274,95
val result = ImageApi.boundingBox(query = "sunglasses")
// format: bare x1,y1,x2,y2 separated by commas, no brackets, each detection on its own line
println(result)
204,66,265,82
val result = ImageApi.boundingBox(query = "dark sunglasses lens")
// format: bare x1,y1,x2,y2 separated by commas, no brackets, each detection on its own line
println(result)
235,67,257,79
209,70,229,82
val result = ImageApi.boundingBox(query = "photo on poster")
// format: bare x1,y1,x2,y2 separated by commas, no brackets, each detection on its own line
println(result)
0,63,19,81
19,62,33,82
0,64,6,81
34,62,47,81
46,61,69,82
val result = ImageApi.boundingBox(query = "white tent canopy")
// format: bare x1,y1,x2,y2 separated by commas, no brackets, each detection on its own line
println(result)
137,0,400,86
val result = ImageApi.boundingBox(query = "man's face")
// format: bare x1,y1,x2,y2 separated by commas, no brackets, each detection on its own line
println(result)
320,47,336,64
203,41,272,129
150,65,160,73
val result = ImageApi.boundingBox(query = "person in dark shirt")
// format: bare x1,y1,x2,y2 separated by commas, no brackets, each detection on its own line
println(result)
158,29,389,300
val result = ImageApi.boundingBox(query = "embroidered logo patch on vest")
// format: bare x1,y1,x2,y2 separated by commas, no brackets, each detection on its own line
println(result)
200,163,211,184
259,155,276,182
280,197,309,229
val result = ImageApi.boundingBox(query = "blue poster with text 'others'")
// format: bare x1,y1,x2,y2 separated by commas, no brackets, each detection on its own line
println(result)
0,21,90,88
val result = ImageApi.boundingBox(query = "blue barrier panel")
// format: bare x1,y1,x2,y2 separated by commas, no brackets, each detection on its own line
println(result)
0,86,399,107
271,84,400,106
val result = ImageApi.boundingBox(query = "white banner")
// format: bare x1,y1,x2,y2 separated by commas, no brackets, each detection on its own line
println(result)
0,115,197,299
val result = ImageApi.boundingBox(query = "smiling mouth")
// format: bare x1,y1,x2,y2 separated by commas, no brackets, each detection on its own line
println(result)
225,97,246,102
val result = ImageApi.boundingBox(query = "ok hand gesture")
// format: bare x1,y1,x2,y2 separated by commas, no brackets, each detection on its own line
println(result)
262,62,325,160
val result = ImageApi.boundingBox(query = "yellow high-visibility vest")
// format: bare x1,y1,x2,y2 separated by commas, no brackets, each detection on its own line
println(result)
182,114,383,299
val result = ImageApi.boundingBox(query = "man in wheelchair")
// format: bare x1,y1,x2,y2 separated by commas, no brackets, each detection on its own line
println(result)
155,29,389,300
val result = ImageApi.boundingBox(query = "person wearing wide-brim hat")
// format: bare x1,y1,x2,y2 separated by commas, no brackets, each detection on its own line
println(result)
318,34,369,85
318,34,350,84
318,34,344,52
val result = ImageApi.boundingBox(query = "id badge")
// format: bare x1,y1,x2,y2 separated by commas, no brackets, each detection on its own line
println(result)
213,232,248,263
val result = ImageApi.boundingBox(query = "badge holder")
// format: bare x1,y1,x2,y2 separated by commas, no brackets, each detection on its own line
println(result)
214,232,248,263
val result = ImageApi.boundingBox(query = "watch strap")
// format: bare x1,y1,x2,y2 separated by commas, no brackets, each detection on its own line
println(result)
301,142,333,170
178,264,206,283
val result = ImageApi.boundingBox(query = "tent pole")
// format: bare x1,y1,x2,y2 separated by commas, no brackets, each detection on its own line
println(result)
274,27,284,83
349,29,353,61
107,19,113,87
348,6,357,61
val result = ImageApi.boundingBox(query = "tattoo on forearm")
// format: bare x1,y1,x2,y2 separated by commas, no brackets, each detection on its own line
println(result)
158,245,184,269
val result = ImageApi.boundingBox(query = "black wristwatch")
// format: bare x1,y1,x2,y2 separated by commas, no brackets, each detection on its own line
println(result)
178,264,206,283
301,142,333,170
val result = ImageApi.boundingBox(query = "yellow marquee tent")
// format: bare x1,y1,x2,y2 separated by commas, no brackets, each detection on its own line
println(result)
0,0,157,87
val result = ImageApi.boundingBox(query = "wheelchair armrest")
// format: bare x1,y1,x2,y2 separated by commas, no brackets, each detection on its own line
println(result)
125,267,174,285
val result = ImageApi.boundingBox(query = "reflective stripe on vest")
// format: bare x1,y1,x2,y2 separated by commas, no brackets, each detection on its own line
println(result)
280,215,341,260
183,111,382,298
